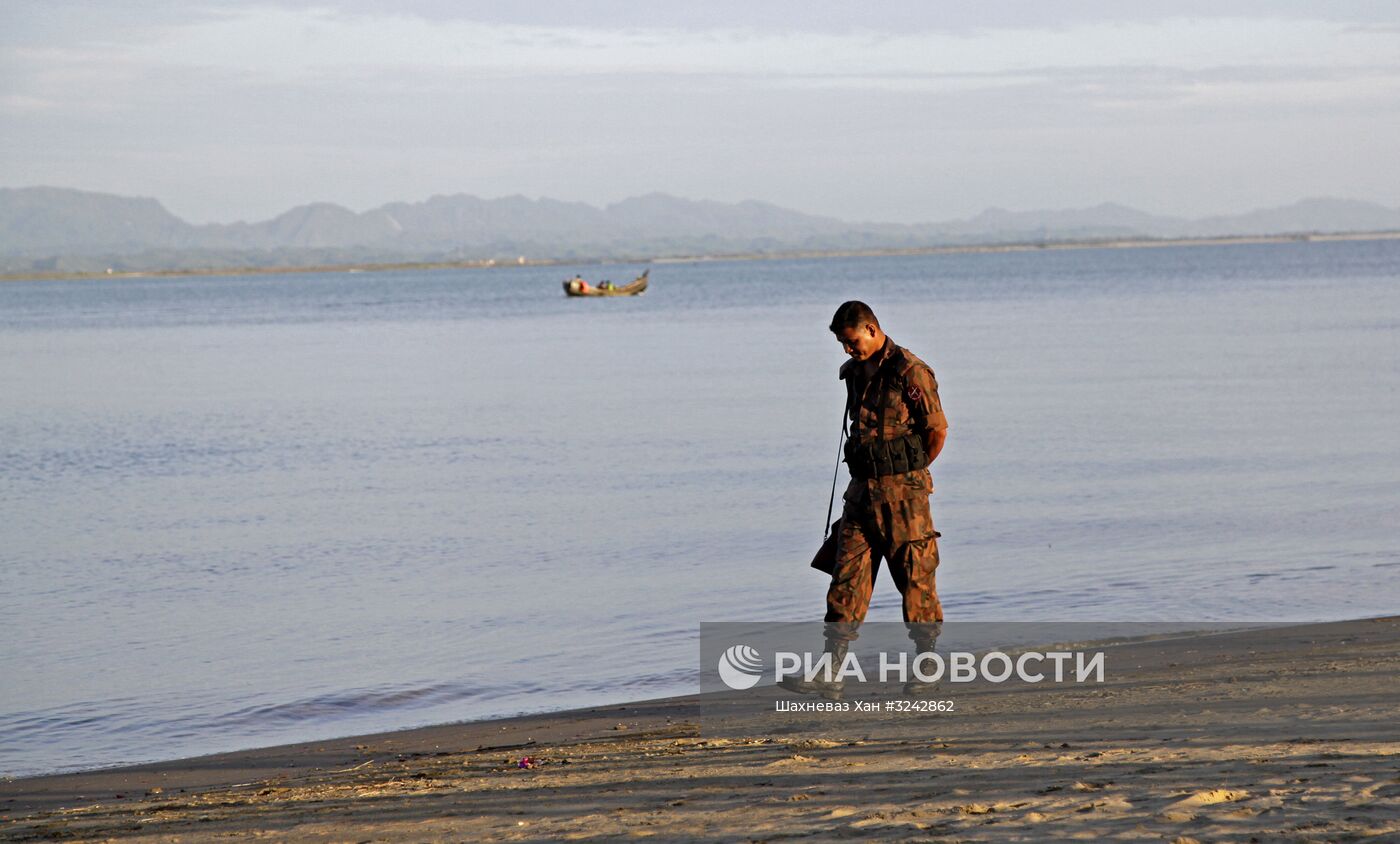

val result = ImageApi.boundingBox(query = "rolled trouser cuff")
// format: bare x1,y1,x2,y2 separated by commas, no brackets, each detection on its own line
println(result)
823,621,860,644
906,620,943,649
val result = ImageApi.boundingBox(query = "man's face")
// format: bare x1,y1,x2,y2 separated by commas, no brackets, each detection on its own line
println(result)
835,324,882,361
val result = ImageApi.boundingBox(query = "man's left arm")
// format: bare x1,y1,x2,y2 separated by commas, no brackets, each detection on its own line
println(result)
925,426,946,464
904,365,949,465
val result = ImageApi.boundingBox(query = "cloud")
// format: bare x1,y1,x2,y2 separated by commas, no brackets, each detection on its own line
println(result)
0,2,234,48
114,0,1400,35
2,2,1398,222
9,2,1400,54
0,94,58,114
6,8,1398,139
17,11,1397,135
8,10,1398,83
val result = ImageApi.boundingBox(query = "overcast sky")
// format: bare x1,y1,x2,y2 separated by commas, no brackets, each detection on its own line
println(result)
3,1,1399,223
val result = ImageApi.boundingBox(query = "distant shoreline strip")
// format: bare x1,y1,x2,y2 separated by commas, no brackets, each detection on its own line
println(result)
5,229,1400,283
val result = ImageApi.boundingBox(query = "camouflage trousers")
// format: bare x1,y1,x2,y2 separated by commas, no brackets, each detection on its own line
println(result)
824,494,942,641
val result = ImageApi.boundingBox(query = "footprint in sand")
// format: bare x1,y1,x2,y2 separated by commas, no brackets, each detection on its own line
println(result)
1169,789,1249,809
1076,797,1132,813
1361,782,1400,801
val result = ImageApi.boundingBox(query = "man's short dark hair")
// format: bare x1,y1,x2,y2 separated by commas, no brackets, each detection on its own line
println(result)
830,301,880,333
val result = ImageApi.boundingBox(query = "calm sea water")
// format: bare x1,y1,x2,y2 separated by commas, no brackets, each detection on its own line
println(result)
2,241,1399,777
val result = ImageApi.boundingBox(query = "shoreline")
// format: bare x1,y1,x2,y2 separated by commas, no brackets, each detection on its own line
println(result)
4,229,1400,283
4,616,1397,840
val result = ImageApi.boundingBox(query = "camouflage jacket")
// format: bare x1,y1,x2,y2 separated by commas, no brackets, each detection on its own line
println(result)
840,337,948,504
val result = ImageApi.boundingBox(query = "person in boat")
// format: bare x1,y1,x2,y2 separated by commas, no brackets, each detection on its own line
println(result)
781,301,950,699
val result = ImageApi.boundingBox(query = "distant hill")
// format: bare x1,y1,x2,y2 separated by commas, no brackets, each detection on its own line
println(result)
2,186,1398,273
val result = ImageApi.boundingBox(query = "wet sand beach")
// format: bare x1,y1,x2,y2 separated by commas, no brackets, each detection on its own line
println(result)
3,617,1397,842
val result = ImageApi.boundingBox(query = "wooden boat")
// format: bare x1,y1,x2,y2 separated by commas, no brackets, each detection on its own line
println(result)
563,269,649,297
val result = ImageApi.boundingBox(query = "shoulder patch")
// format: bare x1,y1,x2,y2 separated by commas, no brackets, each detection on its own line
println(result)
906,384,923,402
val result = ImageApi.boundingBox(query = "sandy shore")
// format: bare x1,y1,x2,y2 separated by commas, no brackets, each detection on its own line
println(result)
3,617,1398,842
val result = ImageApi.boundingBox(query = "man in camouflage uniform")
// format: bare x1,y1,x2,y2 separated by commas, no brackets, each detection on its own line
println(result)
782,301,948,698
